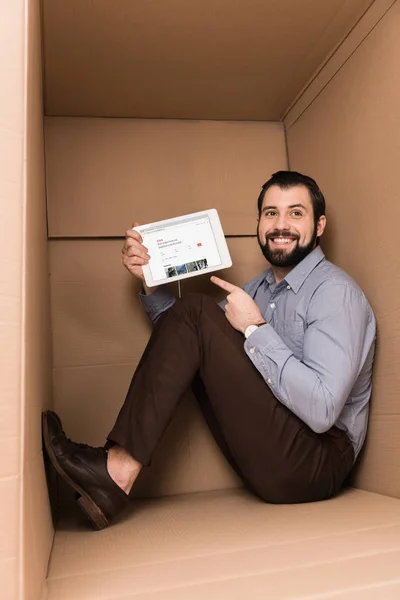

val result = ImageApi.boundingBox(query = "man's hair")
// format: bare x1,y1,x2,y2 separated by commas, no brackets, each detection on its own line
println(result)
257,171,326,222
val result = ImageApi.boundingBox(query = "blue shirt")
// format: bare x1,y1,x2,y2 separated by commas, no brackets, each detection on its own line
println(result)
140,247,376,460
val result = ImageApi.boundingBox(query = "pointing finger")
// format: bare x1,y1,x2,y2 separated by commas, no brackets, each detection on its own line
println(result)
210,276,238,294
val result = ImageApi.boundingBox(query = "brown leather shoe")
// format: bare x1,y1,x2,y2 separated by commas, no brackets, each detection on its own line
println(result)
42,411,129,529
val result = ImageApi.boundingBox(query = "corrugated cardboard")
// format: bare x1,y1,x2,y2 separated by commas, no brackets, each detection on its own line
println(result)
23,2,55,600
285,0,400,499
46,488,400,600
42,0,373,120
45,118,286,237
1,1,26,598
4,0,400,599
49,238,266,496
53,366,241,498
284,0,396,127
49,237,266,369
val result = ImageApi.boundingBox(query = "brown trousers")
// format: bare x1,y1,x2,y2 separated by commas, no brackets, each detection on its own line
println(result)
108,293,354,503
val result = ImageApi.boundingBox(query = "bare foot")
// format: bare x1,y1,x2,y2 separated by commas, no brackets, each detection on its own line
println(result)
107,445,142,494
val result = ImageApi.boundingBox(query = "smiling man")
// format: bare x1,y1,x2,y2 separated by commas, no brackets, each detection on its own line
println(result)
258,183,325,270
43,171,376,530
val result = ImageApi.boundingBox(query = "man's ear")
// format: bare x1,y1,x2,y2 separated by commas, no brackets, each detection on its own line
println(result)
317,215,327,238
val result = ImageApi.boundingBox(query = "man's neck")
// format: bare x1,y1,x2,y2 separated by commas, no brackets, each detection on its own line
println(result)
271,265,294,284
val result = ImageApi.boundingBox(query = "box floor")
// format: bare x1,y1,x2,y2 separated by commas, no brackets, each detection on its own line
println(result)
46,487,400,599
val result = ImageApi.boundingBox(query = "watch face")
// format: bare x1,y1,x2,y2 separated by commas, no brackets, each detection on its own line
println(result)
245,325,258,339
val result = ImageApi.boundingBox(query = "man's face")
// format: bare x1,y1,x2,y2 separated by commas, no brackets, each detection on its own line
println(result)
257,185,326,268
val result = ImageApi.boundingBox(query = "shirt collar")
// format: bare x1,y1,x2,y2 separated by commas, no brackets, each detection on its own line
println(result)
265,269,275,287
264,246,325,294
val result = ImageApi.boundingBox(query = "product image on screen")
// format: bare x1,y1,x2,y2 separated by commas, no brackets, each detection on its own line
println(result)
142,214,222,283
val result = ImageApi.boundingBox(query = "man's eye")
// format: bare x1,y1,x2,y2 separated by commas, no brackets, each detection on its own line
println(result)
265,211,276,217
291,211,302,217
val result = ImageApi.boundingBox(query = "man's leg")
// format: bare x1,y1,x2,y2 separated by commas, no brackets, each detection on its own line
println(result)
43,293,354,529
107,293,354,504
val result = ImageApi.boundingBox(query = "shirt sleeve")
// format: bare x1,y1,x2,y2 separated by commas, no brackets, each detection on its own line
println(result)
139,286,176,325
244,283,374,433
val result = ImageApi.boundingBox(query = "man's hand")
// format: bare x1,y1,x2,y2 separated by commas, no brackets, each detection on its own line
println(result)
211,276,265,334
122,222,156,294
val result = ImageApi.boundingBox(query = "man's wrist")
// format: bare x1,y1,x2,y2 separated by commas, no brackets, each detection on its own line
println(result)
142,283,158,295
244,320,266,339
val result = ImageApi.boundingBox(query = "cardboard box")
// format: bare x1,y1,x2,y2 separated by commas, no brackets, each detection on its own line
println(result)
3,0,400,598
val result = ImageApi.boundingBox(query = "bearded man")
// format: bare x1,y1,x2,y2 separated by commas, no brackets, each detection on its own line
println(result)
43,171,376,530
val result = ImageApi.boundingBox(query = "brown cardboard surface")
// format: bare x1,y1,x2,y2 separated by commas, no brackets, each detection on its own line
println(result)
23,2,55,600
44,118,286,236
50,280,150,369
42,0,373,120
50,555,400,600
53,364,136,446
0,1,25,598
0,435,19,479
53,364,240,498
24,454,54,600
133,392,242,498
0,559,17,600
49,487,400,576
284,0,396,127
47,551,400,600
19,2,400,599
285,0,400,498
46,488,400,599
49,236,266,497
352,415,400,498
0,478,19,564
328,584,400,599
49,238,266,369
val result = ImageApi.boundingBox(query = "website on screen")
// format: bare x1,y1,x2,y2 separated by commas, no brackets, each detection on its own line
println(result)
142,215,222,281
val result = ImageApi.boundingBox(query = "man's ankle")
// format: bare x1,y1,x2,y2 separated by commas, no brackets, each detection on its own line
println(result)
106,445,142,494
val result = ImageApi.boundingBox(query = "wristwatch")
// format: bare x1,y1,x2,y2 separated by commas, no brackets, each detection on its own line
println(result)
244,322,266,339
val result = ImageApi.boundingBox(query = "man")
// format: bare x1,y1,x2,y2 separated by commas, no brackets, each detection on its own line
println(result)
43,171,376,530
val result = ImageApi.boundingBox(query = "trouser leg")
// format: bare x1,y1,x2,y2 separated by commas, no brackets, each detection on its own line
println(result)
108,293,354,503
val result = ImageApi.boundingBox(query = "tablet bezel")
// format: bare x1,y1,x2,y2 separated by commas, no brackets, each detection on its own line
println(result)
133,209,232,287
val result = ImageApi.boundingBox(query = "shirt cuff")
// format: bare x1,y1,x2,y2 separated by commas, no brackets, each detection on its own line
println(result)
244,323,281,353
139,286,176,319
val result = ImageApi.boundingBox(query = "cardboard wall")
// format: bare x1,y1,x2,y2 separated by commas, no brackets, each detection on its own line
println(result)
45,118,285,237
0,1,26,597
285,0,400,498
41,0,373,120
46,119,287,497
1,3,54,598
23,1,54,599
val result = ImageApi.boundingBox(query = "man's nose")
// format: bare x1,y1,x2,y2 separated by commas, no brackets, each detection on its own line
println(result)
275,213,290,231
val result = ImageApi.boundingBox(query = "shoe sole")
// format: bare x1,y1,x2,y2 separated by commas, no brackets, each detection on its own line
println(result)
42,412,109,530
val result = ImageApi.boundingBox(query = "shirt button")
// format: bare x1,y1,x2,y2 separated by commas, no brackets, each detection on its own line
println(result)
249,347,255,354
287,285,291,290
270,303,276,309
267,378,272,384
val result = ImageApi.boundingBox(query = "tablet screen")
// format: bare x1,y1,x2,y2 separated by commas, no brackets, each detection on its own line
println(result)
142,214,222,282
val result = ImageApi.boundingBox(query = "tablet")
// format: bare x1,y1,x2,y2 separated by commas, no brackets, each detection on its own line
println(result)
133,209,232,287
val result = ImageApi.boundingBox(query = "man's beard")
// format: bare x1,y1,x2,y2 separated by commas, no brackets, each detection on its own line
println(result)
257,223,318,268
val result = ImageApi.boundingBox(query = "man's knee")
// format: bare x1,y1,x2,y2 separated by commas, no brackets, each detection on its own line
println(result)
173,292,222,316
